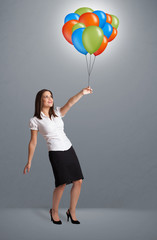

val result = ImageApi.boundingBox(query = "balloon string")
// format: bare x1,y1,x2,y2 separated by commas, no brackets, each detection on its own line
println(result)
89,55,96,75
85,54,90,75
89,54,91,75
85,54,90,87
88,55,90,87
85,54,96,87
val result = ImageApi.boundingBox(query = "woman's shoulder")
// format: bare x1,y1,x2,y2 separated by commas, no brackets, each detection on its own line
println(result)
29,116,38,121
29,116,39,130
54,106,59,113
54,106,62,118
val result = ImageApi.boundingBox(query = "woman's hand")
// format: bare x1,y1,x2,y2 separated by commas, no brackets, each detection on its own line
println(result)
82,86,93,95
23,162,31,174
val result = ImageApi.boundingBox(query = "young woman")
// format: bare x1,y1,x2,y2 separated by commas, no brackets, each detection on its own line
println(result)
23,86,93,225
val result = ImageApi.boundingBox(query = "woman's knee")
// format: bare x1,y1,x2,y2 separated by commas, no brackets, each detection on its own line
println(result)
73,179,83,185
56,183,66,190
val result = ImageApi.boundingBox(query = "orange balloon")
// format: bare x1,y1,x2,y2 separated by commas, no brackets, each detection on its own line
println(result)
108,28,118,42
62,20,79,44
106,13,112,24
79,12,99,27
94,35,108,56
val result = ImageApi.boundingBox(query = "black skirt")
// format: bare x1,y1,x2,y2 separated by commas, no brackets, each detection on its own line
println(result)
48,145,84,187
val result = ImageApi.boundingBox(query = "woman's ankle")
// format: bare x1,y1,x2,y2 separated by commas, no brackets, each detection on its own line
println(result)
69,208,75,213
52,208,58,213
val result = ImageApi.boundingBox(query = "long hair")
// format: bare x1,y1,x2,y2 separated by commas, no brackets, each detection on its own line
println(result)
33,89,58,119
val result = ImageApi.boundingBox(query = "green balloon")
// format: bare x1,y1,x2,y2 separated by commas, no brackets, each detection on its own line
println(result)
110,15,119,29
72,23,86,33
82,26,104,54
74,7,93,16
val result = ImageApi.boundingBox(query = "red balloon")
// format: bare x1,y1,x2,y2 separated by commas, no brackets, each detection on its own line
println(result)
94,35,108,56
79,12,99,27
108,28,118,42
62,20,79,44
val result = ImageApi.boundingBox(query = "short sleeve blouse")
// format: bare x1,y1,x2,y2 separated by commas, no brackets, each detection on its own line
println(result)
28,106,72,151
29,117,39,131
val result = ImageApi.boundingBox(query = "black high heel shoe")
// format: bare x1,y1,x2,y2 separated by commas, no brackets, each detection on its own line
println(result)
66,209,80,224
49,208,62,224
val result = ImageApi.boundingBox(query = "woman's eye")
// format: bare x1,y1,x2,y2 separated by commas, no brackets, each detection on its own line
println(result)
44,95,53,99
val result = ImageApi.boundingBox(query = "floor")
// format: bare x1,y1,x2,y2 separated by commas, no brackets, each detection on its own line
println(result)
0,208,157,240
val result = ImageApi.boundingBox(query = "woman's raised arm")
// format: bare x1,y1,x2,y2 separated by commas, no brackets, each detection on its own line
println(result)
60,86,93,117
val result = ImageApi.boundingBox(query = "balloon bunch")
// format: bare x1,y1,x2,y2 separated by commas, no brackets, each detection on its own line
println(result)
62,7,119,86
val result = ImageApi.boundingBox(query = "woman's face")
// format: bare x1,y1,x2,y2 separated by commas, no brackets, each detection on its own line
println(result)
41,91,53,108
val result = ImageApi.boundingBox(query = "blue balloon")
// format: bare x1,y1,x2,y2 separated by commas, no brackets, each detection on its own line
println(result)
102,23,113,38
72,28,88,55
64,13,80,23
93,10,106,28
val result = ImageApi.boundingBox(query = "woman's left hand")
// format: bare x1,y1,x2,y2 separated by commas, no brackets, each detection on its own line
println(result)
82,86,93,95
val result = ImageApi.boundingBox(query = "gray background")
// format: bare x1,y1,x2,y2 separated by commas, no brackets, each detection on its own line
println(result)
0,0,157,210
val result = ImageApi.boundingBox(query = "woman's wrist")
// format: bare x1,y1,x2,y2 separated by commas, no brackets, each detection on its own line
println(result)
80,90,84,96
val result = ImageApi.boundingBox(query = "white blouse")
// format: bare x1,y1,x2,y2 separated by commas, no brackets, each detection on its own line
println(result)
29,106,72,151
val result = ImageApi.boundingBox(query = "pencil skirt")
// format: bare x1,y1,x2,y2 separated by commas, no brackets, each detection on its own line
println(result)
48,145,84,188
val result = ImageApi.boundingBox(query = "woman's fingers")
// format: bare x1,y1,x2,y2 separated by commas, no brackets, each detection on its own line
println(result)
24,167,27,174
87,86,93,91
23,167,26,174
88,87,93,92
23,164,31,174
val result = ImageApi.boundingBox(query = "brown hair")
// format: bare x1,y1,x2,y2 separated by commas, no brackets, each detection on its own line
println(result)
33,89,58,119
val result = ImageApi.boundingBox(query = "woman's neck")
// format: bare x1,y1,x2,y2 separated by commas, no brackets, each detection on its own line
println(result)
41,108,50,117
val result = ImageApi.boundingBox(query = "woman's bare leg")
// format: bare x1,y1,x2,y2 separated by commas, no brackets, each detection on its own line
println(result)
51,183,66,221
67,179,83,220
